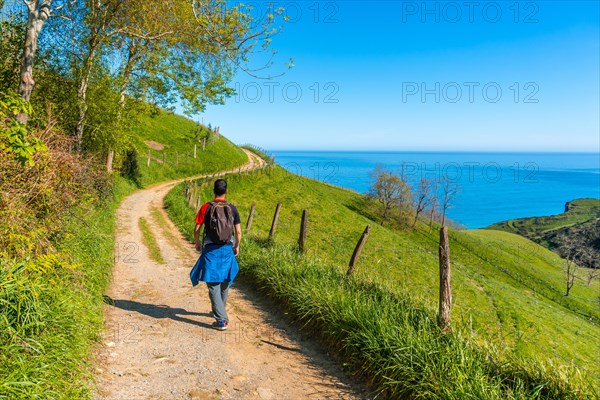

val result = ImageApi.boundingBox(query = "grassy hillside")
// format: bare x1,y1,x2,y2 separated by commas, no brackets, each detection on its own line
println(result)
129,109,247,186
486,198,600,267
487,198,599,239
165,166,599,397
0,110,248,399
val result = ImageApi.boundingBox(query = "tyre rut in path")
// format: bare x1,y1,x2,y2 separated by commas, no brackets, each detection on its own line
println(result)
93,150,365,400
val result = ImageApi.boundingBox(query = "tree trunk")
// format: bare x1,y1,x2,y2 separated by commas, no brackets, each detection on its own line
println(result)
17,0,52,123
75,11,107,152
413,210,420,227
438,226,452,331
565,259,576,296
119,43,141,110
106,149,114,173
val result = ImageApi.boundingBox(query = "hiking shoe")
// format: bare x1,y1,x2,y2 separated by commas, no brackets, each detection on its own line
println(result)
212,320,228,331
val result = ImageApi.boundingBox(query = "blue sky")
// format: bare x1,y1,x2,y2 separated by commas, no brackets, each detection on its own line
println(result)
194,1,600,152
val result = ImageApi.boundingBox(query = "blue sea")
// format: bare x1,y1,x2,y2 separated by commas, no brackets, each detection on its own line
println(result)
270,151,600,229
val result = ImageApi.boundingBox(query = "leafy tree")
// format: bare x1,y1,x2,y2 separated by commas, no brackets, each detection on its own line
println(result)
0,91,46,166
368,165,413,226
0,16,25,93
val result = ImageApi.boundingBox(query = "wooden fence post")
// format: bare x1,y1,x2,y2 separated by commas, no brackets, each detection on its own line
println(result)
269,203,282,239
176,150,179,166
196,195,202,212
147,149,151,167
347,225,371,276
438,226,452,331
162,151,166,166
188,188,194,207
246,201,256,233
298,209,308,252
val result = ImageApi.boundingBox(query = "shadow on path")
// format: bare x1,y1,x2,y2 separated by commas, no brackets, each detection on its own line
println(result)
104,295,213,329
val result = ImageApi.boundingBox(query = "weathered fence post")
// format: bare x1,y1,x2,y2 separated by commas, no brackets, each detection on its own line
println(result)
347,225,371,276
438,226,452,331
246,201,256,233
188,188,195,208
176,150,179,166
298,209,308,252
269,203,282,239
194,144,197,159
147,149,151,167
196,195,202,212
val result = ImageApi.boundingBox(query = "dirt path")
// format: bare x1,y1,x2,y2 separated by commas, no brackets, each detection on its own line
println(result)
93,150,365,400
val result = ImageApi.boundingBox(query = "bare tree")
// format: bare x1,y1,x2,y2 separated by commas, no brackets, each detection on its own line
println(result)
412,177,431,227
428,178,439,231
440,176,459,227
558,232,580,297
580,247,600,286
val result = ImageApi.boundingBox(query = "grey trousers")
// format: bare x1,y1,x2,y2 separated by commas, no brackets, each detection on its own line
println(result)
206,281,229,323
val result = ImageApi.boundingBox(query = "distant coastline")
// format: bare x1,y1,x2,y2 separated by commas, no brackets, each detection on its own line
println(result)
271,150,600,229
485,198,600,268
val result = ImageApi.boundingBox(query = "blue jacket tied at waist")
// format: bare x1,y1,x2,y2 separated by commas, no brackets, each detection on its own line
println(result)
190,244,239,286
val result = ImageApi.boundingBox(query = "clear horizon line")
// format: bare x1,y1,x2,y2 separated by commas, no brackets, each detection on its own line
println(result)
266,148,600,154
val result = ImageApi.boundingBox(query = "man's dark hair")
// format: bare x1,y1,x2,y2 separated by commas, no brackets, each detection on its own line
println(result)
214,179,227,196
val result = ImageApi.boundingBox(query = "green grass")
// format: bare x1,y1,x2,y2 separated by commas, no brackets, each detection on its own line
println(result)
238,239,592,399
139,217,165,265
164,166,600,397
149,206,188,257
0,176,137,399
131,109,248,186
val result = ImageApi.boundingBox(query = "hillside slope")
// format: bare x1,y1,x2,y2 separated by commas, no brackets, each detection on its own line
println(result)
130,109,247,186
165,166,599,395
486,198,600,268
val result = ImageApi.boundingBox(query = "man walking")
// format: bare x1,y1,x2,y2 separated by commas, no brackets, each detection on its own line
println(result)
190,179,242,331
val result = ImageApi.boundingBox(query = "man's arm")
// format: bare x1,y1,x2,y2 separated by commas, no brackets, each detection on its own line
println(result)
233,224,242,256
194,224,202,252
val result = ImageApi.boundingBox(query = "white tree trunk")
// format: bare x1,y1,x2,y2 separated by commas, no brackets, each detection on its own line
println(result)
75,45,98,152
17,0,52,123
